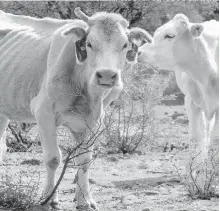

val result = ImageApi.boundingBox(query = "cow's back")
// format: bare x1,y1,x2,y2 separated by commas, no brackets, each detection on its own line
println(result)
0,11,71,122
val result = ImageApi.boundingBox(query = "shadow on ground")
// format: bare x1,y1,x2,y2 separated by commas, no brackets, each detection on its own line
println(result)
113,176,181,191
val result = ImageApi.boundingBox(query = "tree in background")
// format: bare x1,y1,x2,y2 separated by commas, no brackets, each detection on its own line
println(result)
0,1,218,34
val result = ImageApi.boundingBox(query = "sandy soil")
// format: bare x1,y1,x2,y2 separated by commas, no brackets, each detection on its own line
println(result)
0,105,218,211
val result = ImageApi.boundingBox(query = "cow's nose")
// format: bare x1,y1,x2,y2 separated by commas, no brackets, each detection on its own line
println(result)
96,70,118,87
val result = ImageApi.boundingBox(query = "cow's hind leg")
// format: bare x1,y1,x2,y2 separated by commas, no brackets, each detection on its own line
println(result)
35,109,61,208
74,142,97,210
189,112,213,193
210,110,219,150
0,116,9,164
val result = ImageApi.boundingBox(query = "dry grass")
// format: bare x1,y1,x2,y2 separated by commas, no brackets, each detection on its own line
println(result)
0,170,41,210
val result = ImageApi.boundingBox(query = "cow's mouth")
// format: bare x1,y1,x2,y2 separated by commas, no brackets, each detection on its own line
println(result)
99,83,114,89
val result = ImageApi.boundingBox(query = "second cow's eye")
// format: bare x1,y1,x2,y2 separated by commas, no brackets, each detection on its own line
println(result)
123,43,128,49
87,42,93,49
164,34,175,39
122,43,130,50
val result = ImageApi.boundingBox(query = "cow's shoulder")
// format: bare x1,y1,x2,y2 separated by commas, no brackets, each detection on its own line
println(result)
202,20,219,46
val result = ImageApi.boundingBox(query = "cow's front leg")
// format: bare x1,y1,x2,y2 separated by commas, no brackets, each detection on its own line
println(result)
35,108,61,207
75,143,97,210
185,95,201,143
189,112,210,193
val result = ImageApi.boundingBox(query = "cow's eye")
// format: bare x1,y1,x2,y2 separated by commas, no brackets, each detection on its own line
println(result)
122,43,128,50
87,42,93,49
164,34,175,39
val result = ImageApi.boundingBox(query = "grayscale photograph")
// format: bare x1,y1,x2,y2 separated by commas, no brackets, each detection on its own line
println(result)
0,1,219,211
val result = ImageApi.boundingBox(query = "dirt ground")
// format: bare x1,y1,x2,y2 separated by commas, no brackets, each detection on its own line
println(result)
0,105,219,211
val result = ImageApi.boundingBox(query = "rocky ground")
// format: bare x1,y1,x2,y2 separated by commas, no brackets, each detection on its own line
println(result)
0,105,218,211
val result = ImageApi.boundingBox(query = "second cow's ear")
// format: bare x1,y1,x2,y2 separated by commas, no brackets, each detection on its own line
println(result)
126,43,138,62
126,27,153,62
191,24,204,37
63,24,88,64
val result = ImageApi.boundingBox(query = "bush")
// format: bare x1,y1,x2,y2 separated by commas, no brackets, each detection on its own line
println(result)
102,64,171,154
174,150,219,199
0,170,40,210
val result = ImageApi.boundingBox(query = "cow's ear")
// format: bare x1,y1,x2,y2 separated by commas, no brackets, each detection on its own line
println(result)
128,27,153,44
174,14,189,23
62,26,87,64
173,14,189,29
191,24,204,37
62,27,86,38
126,27,153,62
75,36,87,63
126,43,138,62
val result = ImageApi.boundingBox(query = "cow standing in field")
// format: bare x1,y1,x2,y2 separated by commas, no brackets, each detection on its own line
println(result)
0,8,151,210
138,14,219,190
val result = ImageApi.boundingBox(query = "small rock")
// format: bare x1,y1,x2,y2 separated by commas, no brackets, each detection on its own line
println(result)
89,178,96,184
176,116,188,124
21,159,41,166
26,205,48,211
164,112,168,115
142,209,150,211
123,153,131,158
157,186,169,195
106,156,119,162
121,195,139,205
135,150,143,155
138,163,148,169
171,112,184,120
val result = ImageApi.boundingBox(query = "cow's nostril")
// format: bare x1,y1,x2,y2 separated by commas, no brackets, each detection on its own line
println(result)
112,74,117,80
96,72,102,79
138,51,142,56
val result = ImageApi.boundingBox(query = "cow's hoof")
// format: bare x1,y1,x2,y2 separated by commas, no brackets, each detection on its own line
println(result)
74,198,98,210
90,199,98,210
50,201,62,210
76,205,94,211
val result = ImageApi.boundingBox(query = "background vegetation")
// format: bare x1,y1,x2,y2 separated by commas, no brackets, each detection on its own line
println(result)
0,2,218,210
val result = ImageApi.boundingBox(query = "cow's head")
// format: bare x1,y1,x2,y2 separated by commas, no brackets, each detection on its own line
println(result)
63,8,152,89
138,14,204,70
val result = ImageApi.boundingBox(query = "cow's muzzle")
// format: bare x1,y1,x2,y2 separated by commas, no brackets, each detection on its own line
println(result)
96,69,118,88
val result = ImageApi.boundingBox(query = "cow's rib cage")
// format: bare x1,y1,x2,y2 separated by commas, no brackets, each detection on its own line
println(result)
0,27,51,121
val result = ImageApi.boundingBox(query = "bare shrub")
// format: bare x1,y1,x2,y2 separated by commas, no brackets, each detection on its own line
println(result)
173,150,219,199
0,170,41,210
7,122,36,152
102,64,171,154
0,121,106,210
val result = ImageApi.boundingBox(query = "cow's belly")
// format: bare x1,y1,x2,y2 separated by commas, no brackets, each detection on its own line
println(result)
0,73,42,122
0,67,45,122
0,59,46,122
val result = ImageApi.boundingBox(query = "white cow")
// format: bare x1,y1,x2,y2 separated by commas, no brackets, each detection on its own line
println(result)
138,14,219,188
0,8,151,210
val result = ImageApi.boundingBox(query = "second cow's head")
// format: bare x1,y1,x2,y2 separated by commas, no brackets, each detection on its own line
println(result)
63,8,152,89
